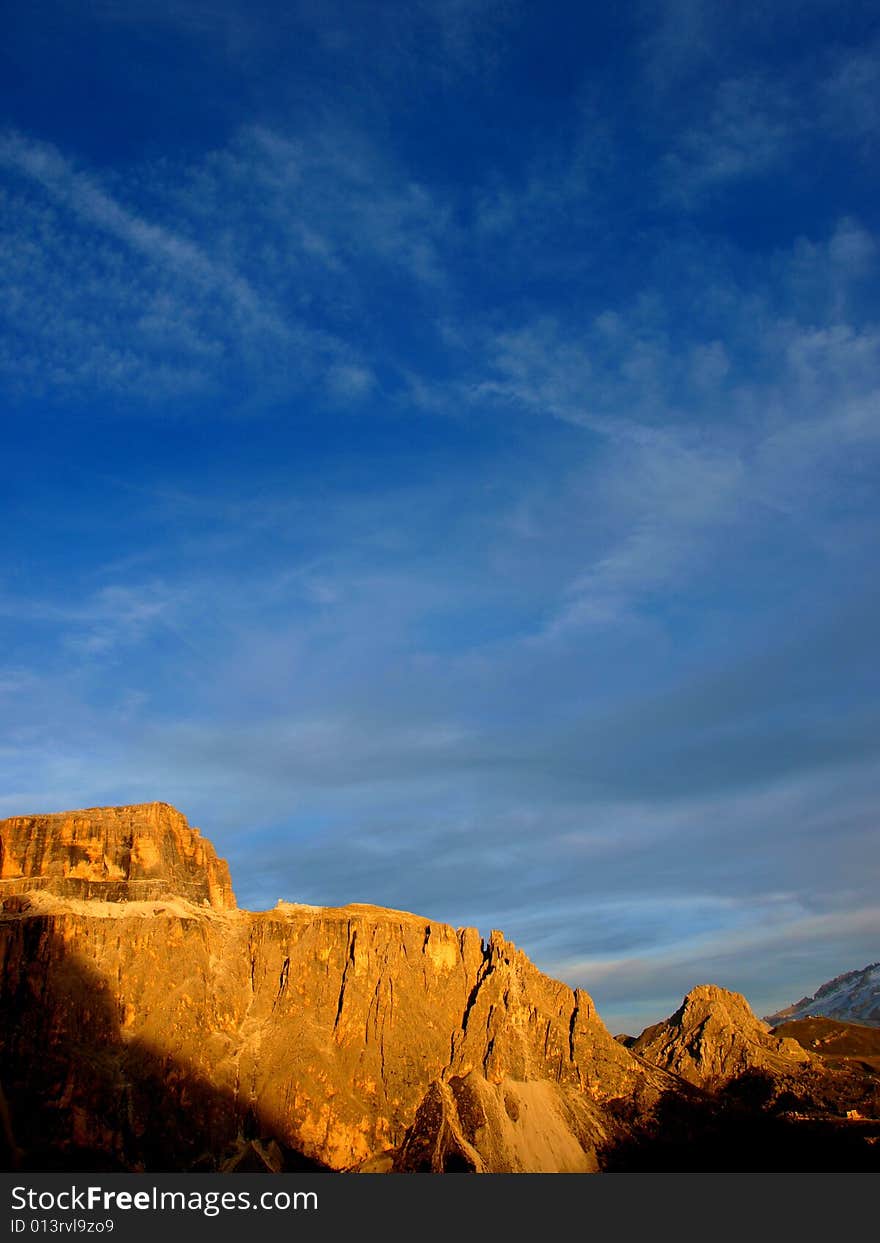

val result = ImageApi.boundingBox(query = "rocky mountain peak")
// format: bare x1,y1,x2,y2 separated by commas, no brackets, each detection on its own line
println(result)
764,963,880,1029
676,982,760,1022
631,983,813,1087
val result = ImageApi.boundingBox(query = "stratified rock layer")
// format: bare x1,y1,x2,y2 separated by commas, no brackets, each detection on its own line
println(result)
0,804,235,910
631,984,814,1087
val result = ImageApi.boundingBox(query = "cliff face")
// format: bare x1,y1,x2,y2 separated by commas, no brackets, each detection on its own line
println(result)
0,804,667,1173
3,805,876,1174
0,804,236,911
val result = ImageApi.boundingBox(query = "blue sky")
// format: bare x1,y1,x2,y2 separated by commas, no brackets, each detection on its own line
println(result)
2,0,879,1033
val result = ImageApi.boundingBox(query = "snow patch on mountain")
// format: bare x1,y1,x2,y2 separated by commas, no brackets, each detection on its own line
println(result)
765,962,880,1028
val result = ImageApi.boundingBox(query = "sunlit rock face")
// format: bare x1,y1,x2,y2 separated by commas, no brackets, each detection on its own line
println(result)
2,805,877,1174
630,984,814,1087
0,803,666,1172
0,803,236,910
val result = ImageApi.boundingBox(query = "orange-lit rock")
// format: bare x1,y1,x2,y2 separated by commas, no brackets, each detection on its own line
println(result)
2,805,877,1173
0,803,235,910
0,803,662,1171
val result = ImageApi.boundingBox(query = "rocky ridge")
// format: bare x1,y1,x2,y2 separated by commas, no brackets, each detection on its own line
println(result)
1,804,877,1173
0,803,666,1173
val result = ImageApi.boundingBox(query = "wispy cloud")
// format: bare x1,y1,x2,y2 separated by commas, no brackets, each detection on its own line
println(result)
451,212,880,636
0,126,444,404
216,124,453,291
0,579,190,658
0,130,280,331
663,75,798,203
88,0,519,81
819,38,880,148
3,0,879,1036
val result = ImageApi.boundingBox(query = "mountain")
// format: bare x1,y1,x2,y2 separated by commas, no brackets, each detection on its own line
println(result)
630,984,815,1088
0,802,669,1173
765,964,880,1028
1,803,878,1173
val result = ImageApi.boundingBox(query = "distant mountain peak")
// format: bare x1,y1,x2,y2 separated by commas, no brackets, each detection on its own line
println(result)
631,983,813,1087
765,963,880,1029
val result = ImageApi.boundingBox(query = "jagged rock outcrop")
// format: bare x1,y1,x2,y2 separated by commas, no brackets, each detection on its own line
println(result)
0,804,666,1173
765,964,880,1029
631,984,814,1088
0,804,235,911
